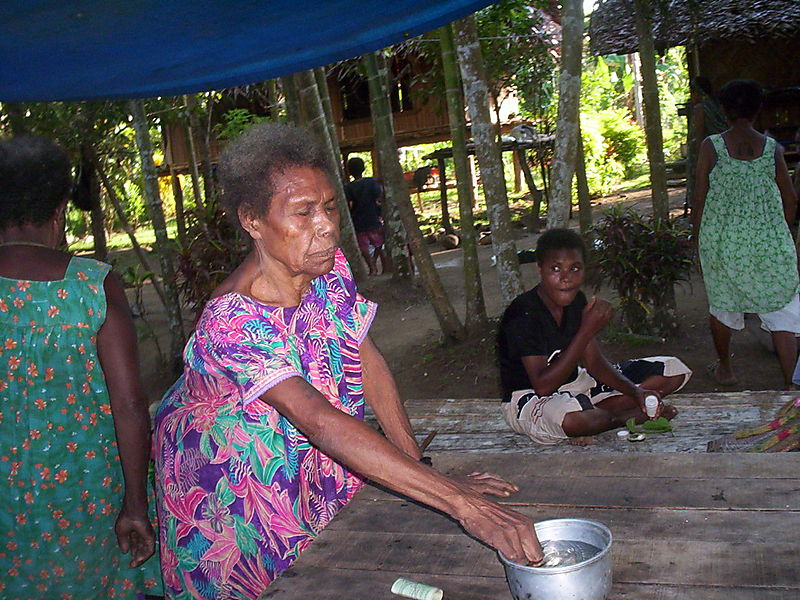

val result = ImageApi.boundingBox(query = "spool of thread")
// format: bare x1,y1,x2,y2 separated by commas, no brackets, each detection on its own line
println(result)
391,577,444,600
645,395,659,418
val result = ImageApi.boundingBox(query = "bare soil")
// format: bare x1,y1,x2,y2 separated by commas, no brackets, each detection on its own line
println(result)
124,184,791,406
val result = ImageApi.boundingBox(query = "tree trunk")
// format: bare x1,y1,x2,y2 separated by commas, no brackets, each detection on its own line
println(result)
436,156,455,235
185,94,216,207
295,69,368,281
453,14,522,305
364,50,464,341
1,102,28,135
170,166,187,247
440,24,486,330
94,158,167,308
548,0,583,229
575,122,593,235
78,145,108,261
627,53,644,128
516,148,543,232
631,0,670,221
265,79,280,119
314,66,346,180
181,100,205,211
280,75,302,125
128,99,186,373
365,53,412,281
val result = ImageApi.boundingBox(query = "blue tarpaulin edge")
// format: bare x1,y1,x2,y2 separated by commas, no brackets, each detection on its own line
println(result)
0,1,494,102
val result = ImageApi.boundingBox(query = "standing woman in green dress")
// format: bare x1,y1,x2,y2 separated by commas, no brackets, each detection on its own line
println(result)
693,80,800,388
0,136,162,599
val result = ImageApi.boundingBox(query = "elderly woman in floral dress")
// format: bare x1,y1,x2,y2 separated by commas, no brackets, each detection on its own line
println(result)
153,123,543,599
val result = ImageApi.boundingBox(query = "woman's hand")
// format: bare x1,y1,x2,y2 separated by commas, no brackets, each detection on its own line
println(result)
450,471,519,498
115,505,156,567
453,489,543,566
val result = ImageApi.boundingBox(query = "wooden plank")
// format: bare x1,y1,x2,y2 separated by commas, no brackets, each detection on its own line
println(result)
364,392,795,454
425,452,800,480
288,529,799,588
325,499,800,545
264,566,800,600
262,567,509,600
359,474,800,510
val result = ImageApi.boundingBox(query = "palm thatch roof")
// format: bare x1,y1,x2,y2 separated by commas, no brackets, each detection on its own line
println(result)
589,0,800,56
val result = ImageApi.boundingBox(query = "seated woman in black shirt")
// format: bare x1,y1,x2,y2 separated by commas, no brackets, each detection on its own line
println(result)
497,229,692,445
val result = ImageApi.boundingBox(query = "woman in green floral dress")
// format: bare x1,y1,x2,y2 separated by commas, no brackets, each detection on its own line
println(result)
0,136,162,599
693,79,799,387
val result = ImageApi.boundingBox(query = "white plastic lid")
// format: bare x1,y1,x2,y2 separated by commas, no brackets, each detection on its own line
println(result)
617,429,630,437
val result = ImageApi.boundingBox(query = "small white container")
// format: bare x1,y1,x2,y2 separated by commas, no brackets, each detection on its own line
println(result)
645,395,659,418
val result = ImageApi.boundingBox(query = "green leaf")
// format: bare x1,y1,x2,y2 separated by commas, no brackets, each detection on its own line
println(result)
234,516,260,558
176,547,199,571
642,417,673,433
199,430,213,458
625,418,638,433
215,476,235,506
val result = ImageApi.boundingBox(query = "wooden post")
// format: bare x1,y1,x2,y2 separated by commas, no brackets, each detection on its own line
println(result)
437,156,453,235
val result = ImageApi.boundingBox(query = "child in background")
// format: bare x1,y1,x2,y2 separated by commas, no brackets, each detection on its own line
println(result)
497,229,692,445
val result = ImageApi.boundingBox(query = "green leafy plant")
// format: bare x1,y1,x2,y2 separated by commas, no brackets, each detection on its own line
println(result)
121,264,155,316
590,207,693,336
175,202,249,318
213,108,270,141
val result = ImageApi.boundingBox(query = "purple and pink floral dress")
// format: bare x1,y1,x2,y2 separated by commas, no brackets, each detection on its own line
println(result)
154,250,376,599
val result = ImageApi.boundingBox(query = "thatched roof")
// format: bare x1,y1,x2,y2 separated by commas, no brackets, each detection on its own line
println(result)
589,0,800,56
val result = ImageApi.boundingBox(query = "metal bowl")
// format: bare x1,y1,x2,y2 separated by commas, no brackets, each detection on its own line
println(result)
499,518,613,600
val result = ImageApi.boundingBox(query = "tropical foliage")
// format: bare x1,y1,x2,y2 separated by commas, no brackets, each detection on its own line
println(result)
589,207,694,336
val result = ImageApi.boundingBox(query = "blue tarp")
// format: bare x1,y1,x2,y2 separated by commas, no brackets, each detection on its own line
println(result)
0,1,493,102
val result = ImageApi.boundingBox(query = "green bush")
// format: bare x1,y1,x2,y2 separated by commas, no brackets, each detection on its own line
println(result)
599,110,644,176
214,109,270,141
580,109,644,196
589,207,693,336
175,203,249,317
65,205,88,240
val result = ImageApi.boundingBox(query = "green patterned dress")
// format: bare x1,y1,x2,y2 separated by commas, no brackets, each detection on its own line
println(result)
0,256,162,600
699,134,799,313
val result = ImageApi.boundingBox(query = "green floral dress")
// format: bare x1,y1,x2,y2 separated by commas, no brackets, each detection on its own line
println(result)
0,256,162,600
699,134,800,312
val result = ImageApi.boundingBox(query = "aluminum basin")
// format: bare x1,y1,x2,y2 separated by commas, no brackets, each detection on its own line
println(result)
499,518,612,600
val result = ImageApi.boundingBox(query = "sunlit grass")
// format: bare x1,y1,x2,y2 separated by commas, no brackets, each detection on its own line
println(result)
68,223,179,253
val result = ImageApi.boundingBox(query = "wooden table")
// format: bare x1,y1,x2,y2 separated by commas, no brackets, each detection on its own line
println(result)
263,452,800,599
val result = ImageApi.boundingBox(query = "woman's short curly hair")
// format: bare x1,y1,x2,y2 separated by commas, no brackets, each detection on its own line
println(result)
718,79,764,122
0,135,72,230
218,122,333,223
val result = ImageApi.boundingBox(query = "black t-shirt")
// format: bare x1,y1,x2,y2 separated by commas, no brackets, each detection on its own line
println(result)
497,285,587,401
344,177,383,233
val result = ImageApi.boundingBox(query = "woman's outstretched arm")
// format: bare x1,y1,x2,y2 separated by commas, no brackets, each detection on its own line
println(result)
261,377,544,566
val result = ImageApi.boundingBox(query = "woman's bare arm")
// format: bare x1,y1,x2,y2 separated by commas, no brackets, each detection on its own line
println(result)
692,137,715,242
97,272,155,567
260,377,543,565
775,146,798,226
360,334,421,459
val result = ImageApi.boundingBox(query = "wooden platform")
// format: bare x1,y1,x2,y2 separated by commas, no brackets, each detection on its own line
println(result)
263,452,800,599
378,391,796,453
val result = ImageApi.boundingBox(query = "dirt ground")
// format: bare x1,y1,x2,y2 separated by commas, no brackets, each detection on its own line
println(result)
126,183,791,406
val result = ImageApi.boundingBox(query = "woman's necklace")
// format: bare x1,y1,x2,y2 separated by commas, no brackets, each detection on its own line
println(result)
0,240,53,249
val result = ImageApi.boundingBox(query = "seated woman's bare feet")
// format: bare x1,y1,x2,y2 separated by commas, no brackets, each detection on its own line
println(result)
569,436,595,446
661,404,678,420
